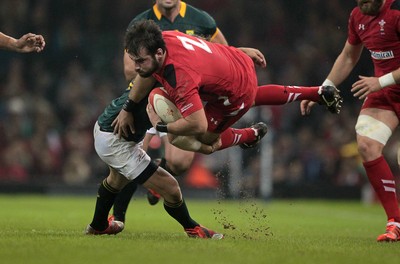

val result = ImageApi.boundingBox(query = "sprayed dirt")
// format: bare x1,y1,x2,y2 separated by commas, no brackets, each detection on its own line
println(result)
212,194,272,239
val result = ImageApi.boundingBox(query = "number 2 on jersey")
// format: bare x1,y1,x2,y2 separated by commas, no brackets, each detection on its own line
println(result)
176,35,212,53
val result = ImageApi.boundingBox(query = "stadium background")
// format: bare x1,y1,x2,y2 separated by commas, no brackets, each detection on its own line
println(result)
0,0,399,200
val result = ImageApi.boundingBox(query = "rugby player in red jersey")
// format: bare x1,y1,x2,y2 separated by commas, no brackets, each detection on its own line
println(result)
123,20,341,156
110,0,229,221
88,19,340,237
111,0,341,220
301,0,400,242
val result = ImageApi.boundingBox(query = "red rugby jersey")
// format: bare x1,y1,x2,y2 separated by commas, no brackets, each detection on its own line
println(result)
152,31,257,118
348,0,400,78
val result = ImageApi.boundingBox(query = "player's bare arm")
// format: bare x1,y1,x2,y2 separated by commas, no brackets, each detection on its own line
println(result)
301,41,363,115
146,103,219,154
0,32,45,53
167,109,207,136
147,101,207,137
210,28,228,45
112,75,156,138
168,133,221,155
238,47,267,68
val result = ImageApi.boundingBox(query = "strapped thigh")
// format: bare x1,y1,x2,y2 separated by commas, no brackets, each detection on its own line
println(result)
355,114,392,145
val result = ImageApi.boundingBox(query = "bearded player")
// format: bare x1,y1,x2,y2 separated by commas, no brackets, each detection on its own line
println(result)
109,0,230,224
301,0,400,242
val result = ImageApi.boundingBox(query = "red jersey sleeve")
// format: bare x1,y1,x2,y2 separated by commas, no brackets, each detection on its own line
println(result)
175,91,203,118
167,66,204,118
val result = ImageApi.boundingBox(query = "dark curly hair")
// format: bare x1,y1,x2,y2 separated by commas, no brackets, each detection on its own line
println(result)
124,20,166,57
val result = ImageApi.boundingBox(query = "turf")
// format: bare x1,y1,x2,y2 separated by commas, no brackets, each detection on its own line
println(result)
0,194,399,264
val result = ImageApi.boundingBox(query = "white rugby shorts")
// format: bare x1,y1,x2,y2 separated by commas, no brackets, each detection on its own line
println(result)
93,122,152,181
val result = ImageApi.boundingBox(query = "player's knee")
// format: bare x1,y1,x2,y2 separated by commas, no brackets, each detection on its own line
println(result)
356,139,369,158
161,179,182,203
107,169,129,190
356,137,383,161
165,151,195,175
167,187,183,203
150,168,182,202
167,161,191,176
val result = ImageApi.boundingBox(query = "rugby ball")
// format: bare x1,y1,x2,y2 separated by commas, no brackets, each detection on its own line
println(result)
148,87,181,123
148,87,202,152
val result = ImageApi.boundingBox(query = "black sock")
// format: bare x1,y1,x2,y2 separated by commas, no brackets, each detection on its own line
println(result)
113,181,138,222
90,179,119,231
163,199,199,229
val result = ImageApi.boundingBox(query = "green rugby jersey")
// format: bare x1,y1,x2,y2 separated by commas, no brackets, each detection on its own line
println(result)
97,82,151,142
128,1,218,41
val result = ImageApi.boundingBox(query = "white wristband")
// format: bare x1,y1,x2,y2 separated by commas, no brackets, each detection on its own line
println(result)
158,132,167,138
322,79,335,87
378,72,395,88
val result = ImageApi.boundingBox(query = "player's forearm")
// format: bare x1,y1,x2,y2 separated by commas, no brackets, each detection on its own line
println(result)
326,52,358,87
392,68,400,85
165,117,206,136
154,106,207,136
326,42,362,87
168,135,216,154
128,75,156,103
0,33,17,51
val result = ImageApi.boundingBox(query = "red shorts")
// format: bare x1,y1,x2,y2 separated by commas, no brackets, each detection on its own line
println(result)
205,84,257,134
361,87,400,118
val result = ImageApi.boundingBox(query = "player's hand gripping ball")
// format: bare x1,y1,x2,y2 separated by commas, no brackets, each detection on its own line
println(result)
148,87,202,152
148,87,182,123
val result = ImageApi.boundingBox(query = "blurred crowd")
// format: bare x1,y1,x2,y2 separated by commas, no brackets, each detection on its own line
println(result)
0,0,399,196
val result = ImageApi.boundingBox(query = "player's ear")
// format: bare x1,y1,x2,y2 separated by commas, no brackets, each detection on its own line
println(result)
156,48,164,56
155,48,164,61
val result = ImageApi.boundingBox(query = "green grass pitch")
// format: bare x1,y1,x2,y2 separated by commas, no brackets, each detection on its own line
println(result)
0,194,399,264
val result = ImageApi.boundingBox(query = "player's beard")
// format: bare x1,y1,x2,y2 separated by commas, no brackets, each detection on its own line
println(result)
137,57,160,78
357,0,383,16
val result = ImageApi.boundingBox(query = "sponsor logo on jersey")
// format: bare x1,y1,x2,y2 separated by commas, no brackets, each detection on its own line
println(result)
370,50,394,60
